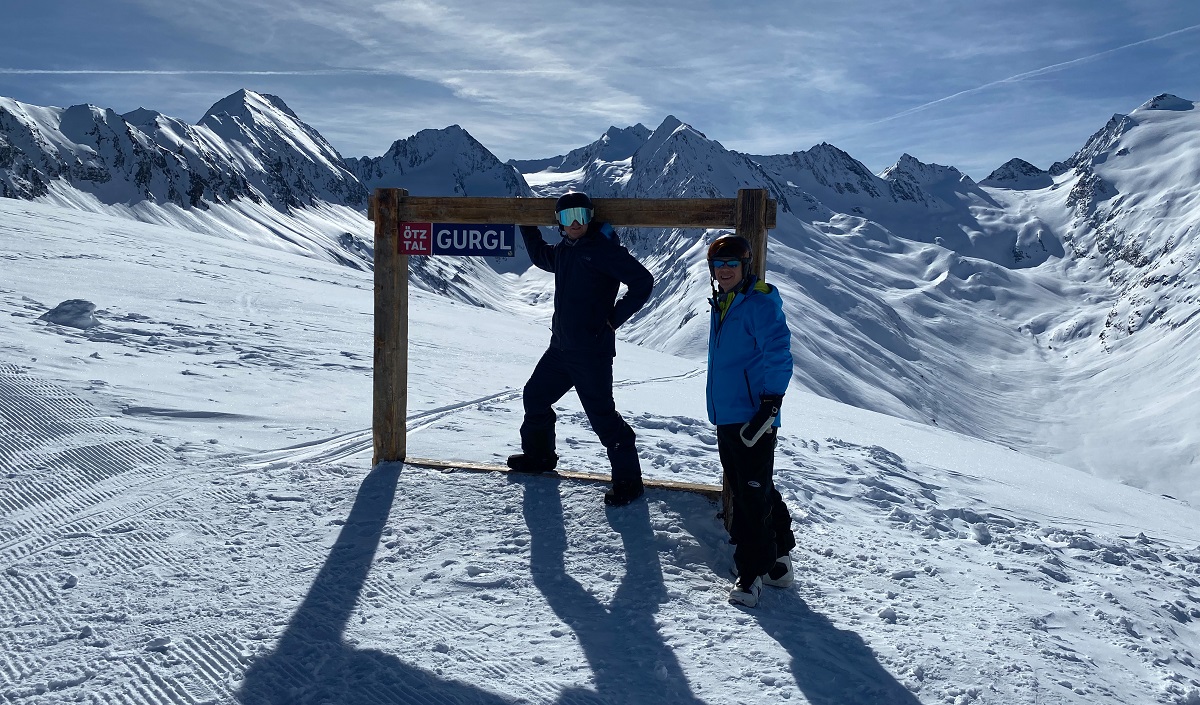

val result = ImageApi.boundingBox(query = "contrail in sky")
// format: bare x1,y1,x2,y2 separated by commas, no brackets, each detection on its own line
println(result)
0,69,383,76
870,23,1200,125
0,67,567,77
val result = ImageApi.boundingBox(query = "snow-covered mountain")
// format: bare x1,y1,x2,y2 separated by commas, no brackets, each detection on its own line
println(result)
505,98,1200,503
991,95,1200,490
0,90,372,268
3,89,1199,505
346,124,529,200
507,123,652,178
1056,93,1200,339
0,89,365,211
4,89,1200,703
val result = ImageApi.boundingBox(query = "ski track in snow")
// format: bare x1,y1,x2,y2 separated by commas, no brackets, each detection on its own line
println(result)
2,359,1198,703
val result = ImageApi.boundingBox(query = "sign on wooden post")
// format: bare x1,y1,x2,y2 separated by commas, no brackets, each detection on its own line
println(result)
398,222,517,257
369,188,776,529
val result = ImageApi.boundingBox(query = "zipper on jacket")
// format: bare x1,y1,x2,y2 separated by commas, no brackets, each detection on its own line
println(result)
707,299,718,421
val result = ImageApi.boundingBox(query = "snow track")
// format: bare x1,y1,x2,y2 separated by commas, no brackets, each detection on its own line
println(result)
0,364,178,561
0,365,262,704
4,357,1196,704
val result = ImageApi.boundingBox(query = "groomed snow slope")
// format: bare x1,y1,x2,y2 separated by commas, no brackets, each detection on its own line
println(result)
2,201,1200,705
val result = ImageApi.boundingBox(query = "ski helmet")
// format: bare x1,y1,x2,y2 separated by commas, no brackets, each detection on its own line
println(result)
706,234,753,277
554,191,594,228
554,191,593,212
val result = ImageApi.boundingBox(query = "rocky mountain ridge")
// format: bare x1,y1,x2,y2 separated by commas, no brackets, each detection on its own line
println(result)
0,89,365,210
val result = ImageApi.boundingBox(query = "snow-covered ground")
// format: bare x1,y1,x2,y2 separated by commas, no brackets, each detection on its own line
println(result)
2,199,1200,704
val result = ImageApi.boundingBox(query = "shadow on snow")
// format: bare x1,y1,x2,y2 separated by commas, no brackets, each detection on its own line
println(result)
237,463,920,705
672,493,923,705
518,475,705,704
236,462,515,705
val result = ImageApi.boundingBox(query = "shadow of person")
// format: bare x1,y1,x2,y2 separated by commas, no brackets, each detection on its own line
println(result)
518,477,706,705
670,495,923,705
237,462,517,705
752,589,923,705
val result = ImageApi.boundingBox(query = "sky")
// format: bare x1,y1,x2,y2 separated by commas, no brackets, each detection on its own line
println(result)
3,1,1200,178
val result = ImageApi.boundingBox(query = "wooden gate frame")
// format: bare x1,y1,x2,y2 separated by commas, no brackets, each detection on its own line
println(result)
368,188,776,508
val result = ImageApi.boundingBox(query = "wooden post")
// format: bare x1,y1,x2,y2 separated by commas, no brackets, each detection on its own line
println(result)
372,187,408,465
736,188,769,281
721,188,772,531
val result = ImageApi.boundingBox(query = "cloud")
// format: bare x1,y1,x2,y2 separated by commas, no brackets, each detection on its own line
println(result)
5,0,1200,171
867,22,1200,126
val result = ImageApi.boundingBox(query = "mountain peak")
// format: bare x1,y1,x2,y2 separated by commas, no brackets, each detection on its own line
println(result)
980,158,1052,190
202,89,298,123
346,123,528,203
648,115,710,142
121,107,168,129
655,115,684,133
638,115,712,159
1137,93,1194,112
883,153,971,184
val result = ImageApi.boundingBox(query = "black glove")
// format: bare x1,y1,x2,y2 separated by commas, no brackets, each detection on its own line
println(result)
740,394,783,446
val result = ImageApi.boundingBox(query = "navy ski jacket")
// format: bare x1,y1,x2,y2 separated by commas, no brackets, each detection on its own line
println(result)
706,276,792,426
521,222,654,357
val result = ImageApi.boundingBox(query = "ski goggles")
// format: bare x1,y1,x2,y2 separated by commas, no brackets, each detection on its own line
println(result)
557,206,593,227
709,258,746,268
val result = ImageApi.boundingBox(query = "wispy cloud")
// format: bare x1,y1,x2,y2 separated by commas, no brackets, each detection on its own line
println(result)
868,23,1200,125
3,0,1198,171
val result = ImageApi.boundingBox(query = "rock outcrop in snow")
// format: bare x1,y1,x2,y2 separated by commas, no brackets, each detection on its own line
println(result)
980,158,1053,190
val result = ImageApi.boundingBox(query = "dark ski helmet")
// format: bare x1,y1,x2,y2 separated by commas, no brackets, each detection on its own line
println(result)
554,191,594,228
554,191,594,213
706,234,753,277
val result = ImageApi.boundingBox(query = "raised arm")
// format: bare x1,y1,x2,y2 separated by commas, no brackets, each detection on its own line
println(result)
520,225,556,272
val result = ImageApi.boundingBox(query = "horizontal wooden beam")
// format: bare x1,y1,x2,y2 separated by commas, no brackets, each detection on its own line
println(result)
404,456,721,500
368,193,776,230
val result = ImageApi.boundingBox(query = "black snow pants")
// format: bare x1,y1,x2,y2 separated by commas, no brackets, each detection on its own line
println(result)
717,424,796,580
520,346,642,485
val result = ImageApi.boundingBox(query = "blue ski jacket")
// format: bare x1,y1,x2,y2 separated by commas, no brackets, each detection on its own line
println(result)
521,222,654,357
706,276,793,426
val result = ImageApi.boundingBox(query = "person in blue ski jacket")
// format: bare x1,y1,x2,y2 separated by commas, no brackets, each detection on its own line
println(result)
705,234,796,607
507,191,655,507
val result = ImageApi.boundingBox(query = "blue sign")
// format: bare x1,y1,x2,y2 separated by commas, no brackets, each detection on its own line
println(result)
400,222,516,257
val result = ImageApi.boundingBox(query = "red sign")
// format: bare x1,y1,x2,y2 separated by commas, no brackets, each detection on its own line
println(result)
399,222,433,255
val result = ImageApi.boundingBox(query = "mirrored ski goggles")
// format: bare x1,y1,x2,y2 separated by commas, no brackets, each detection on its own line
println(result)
709,258,746,269
557,206,593,227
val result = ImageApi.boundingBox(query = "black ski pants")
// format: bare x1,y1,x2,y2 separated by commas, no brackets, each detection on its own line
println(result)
520,346,642,485
717,424,796,580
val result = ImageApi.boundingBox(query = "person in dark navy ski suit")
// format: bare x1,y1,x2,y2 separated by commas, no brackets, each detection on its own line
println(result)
507,191,655,507
705,234,796,607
